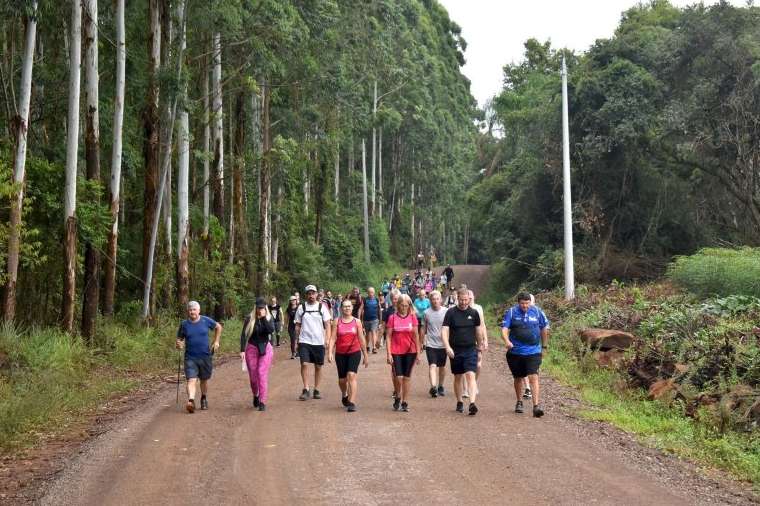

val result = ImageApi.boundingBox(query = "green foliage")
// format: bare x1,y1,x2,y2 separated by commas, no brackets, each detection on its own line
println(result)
539,283,760,484
668,248,760,298
471,2,760,288
0,317,242,450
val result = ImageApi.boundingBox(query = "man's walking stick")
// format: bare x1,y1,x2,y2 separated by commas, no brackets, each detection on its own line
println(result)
176,351,182,404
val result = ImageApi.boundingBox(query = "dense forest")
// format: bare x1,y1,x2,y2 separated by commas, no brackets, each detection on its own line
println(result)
471,0,760,293
4,0,760,333
0,0,477,335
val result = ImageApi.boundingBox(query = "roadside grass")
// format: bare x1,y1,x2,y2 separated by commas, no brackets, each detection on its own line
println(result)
0,263,397,453
544,318,760,487
668,247,760,298
0,316,242,452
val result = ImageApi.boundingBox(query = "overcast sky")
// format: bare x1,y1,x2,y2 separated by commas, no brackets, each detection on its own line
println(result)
438,0,745,107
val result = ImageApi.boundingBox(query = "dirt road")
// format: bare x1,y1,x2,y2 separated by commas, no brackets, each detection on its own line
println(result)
39,267,753,505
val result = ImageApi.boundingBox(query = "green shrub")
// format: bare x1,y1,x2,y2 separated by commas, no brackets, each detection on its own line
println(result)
668,248,760,298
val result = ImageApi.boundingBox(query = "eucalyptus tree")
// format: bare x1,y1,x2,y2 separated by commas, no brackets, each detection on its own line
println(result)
103,0,126,317
3,0,38,322
62,0,82,332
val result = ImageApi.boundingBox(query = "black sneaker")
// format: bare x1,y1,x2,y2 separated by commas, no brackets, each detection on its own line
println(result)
347,403,357,413
400,402,409,412
290,353,295,360
515,400,524,414
468,403,478,416
429,387,438,398
533,405,544,418
393,398,401,411
341,395,349,407
372,349,377,354
456,401,464,413
523,388,532,400
186,399,195,414
258,403,266,412
299,389,310,401
253,396,260,408
200,396,208,410
313,389,321,400
437,385,445,396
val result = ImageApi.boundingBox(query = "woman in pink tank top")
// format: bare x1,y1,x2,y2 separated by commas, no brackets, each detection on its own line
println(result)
328,299,369,412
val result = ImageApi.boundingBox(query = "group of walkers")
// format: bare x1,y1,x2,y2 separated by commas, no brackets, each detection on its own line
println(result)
175,282,550,418
381,264,456,300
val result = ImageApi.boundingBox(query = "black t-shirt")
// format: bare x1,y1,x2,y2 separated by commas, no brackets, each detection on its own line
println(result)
442,306,480,350
269,304,282,322
286,305,298,330
382,305,395,324
443,267,454,280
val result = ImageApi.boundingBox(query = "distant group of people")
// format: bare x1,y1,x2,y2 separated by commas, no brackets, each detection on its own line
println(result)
175,283,550,418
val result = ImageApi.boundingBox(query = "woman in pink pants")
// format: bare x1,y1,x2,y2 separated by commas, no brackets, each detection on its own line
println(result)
240,297,275,411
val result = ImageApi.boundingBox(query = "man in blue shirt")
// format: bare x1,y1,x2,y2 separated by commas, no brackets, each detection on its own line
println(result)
501,292,549,418
363,286,381,353
176,301,222,413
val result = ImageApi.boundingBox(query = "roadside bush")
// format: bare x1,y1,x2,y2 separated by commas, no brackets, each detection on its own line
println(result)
668,248,760,298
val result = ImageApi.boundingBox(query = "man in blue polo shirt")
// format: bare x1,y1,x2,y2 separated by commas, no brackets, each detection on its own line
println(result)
176,301,222,413
501,292,549,418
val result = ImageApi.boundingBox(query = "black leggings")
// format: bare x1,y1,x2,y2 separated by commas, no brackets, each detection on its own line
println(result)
289,326,297,354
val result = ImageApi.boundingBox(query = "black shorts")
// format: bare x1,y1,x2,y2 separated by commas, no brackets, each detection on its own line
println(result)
335,351,361,379
299,343,325,366
426,347,447,367
392,353,417,377
450,348,478,375
506,352,542,378
184,355,213,380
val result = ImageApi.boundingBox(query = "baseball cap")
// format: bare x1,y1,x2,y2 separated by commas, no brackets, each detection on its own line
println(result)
304,284,317,293
255,297,267,308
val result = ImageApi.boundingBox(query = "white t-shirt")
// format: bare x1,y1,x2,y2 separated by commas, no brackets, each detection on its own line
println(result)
295,301,332,345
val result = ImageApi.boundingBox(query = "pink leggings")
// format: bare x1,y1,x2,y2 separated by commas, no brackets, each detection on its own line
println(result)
245,343,273,403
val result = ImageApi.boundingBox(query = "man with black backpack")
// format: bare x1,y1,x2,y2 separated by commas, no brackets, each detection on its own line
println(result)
501,292,550,417
295,284,332,400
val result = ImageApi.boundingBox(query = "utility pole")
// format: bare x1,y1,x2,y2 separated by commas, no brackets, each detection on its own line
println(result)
561,56,575,300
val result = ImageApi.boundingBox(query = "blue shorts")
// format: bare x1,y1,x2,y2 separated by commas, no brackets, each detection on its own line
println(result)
185,355,213,380
450,348,478,375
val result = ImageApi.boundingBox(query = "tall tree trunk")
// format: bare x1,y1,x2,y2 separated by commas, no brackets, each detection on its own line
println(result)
378,127,383,218
3,1,37,322
314,151,324,245
160,0,173,259
334,142,339,201
362,139,370,264
256,83,271,293
142,0,185,321
410,182,415,264
176,1,190,308
272,183,282,270
142,0,161,305
211,32,224,223
201,48,210,252
232,91,248,268
371,80,377,216
81,0,101,341
61,0,81,332
103,0,126,317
